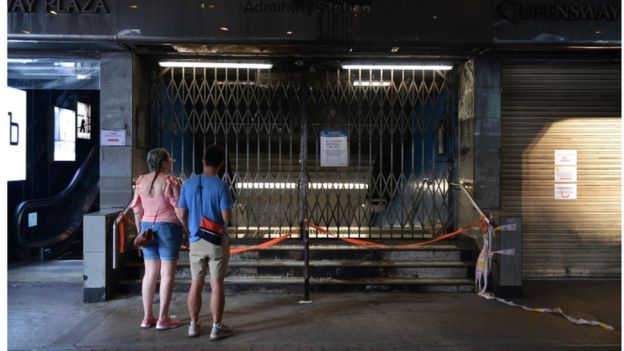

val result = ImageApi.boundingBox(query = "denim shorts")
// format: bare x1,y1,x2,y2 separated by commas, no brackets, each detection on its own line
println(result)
140,221,183,261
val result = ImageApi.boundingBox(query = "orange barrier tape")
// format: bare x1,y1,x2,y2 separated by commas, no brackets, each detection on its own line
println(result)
119,217,126,254
120,215,483,255
230,229,298,254
308,217,484,249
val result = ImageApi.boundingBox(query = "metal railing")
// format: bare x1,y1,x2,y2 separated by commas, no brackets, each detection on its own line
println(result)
112,203,133,270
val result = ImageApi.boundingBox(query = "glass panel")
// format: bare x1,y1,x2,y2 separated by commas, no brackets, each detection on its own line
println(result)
8,57,100,90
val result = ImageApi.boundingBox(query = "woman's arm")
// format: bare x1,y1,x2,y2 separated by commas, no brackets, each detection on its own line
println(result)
130,175,144,233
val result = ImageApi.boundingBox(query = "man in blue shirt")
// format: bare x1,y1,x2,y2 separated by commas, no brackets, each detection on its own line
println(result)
177,145,234,339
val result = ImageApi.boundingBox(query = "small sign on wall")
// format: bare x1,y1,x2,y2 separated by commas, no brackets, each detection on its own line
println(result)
28,212,37,227
554,183,577,200
101,129,126,146
320,130,348,167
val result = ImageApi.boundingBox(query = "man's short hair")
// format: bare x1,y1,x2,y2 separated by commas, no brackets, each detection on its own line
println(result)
203,145,225,168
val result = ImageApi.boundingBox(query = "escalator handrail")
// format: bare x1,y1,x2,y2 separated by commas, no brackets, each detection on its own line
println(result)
14,147,99,247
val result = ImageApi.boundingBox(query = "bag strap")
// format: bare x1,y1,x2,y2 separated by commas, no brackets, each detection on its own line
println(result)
198,175,204,218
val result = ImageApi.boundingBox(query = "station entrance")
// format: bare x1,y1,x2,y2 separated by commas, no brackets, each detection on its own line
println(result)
152,62,457,239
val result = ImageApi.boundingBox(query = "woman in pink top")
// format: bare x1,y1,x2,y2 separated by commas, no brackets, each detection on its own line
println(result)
130,148,185,330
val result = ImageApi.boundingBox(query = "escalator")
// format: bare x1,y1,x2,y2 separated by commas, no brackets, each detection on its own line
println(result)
14,147,99,253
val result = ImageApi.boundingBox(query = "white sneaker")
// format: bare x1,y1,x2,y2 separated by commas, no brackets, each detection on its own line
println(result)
210,323,234,340
188,322,200,337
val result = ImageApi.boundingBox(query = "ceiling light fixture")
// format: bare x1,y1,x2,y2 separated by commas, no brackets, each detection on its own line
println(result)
219,26,229,31
158,61,273,69
8,58,37,63
342,64,453,71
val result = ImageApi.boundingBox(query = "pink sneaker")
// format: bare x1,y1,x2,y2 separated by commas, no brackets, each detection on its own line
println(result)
156,319,183,330
140,317,156,328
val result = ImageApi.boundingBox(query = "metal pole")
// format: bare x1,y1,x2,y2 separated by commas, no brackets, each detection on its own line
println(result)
112,220,118,269
298,64,311,303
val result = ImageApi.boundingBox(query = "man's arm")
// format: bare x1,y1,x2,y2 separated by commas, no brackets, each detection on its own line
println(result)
221,209,232,226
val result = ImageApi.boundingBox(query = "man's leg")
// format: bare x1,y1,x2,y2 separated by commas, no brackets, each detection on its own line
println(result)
188,279,205,325
209,278,225,324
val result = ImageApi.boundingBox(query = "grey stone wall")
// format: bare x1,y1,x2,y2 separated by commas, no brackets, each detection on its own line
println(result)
457,59,477,233
456,56,502,243
131,57,150,179
100,52,133,209
473,57,501,211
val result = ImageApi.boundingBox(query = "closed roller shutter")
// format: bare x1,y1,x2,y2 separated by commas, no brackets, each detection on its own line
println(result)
501,63,621,278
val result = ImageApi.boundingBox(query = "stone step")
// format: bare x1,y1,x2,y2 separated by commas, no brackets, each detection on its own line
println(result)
129,259,472,280
128,259,471,269
116,277,475,294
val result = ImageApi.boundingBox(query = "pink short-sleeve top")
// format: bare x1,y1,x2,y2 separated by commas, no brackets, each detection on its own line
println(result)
130,175,181,224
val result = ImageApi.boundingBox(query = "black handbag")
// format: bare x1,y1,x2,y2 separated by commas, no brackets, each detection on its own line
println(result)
134,200,160,248
134,228,155,248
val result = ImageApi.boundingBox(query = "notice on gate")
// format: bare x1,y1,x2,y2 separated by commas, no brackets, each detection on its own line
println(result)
554,149,577,166
554,149,577,199
554,183,577,200
320,130,348,167
554,166,577,182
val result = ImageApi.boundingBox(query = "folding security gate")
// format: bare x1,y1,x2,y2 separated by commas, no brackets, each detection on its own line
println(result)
152,63,456,239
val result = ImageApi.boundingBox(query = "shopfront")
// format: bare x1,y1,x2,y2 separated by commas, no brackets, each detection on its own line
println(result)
8,0,621,278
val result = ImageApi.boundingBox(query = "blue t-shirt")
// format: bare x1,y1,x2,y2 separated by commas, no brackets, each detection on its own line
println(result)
178,174,232,243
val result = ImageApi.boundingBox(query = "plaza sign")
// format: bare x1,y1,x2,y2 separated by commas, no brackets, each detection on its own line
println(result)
8,0,110,14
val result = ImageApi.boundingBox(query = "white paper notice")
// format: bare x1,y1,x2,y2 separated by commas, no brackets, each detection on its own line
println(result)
554,150,577,166
320,130,348,167
554,165,577,182
554,183,577,200
101,129,126,146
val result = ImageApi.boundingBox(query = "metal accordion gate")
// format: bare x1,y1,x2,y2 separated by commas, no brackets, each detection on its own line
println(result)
152,62,457,239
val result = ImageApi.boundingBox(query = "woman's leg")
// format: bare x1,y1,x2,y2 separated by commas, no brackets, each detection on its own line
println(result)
158,259,177,320
142,259,161,320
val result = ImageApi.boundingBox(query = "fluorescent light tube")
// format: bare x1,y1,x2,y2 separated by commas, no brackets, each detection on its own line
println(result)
342,64,452,71
159,61,272,69
353,81,391,87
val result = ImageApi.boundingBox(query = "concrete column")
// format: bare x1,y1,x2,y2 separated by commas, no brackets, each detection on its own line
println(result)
457,59,476,229
473,56,501,210
100,52,133,209
456,56,502,243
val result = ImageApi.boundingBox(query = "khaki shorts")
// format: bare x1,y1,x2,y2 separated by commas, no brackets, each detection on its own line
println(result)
189,236,230,281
